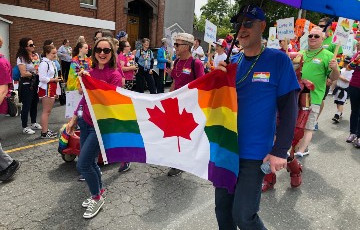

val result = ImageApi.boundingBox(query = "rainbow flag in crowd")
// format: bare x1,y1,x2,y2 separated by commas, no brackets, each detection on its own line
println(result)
80,65,239,193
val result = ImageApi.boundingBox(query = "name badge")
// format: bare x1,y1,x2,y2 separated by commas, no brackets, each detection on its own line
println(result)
252,72,270,82
312,58,321,64
182,68,191,75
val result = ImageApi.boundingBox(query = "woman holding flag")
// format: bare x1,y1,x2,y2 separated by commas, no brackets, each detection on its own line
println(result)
66,37,123,219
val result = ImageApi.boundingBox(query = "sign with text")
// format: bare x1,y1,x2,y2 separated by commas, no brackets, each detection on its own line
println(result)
267,27,280,49
304,20,310,33
204,20,217,44
300,32,309,50
332,17,354,45
277,17,295,40
342,35,356,56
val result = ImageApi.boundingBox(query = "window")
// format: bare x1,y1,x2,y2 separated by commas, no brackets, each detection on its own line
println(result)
80,0,96,7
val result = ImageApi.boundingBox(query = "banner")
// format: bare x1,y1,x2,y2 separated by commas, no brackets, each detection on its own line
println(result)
80,65,239,193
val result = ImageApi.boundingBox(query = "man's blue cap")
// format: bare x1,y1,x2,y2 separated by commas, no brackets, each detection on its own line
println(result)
231,5,266,23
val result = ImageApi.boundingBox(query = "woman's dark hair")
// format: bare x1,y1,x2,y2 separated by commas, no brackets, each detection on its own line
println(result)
195,38,201,45
118,41,129,52
62,39,69,45
72,42,86,57
91,37,117,69
43,40,53,46
42,44,56,56
94,30,102,41
16,37,33,63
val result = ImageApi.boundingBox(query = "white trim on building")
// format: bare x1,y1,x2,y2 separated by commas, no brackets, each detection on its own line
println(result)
0,3,115,30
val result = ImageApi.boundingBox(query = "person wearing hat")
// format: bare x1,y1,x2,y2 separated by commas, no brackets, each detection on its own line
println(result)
116,31,128,42
216,5,300,229
165,32,205,177
332,57,353,123
156,38,171,93
213,39,228,68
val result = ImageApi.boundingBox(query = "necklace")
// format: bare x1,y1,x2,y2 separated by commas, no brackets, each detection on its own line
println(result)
304,48,323,62
236,46,265,85
175,57,191,78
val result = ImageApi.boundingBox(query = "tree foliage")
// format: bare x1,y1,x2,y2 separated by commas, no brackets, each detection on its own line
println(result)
194,0,327,39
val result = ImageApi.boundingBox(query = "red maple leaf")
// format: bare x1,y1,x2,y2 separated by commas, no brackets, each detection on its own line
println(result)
146,98,198,152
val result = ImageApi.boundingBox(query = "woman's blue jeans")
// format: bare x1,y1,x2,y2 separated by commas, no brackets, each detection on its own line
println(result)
76,118,102,196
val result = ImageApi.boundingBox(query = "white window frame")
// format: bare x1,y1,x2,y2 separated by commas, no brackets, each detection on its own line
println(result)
80,0,97,9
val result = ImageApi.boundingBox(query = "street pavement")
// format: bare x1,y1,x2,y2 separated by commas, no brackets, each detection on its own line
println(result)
0,95,359,230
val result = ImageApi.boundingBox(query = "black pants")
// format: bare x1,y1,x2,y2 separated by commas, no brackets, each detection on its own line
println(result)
215,159,266,230
61,60,71,83
135,68,156,94
154,69,165,94
20,83,39,128
349,85,360,137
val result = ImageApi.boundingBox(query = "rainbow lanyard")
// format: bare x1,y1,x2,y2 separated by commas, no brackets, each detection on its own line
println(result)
236,46,265,85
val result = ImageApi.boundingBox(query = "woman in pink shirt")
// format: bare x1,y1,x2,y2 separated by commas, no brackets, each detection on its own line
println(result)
117,41,138,90
66,37,122,219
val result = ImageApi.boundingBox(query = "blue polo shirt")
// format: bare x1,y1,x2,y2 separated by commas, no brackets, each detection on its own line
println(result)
231,48,300,160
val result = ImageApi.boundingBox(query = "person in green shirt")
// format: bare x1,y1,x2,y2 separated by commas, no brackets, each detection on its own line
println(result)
296,26,340,157
316,17,343,129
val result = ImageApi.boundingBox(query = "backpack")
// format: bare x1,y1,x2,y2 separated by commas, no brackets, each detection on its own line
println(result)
12,65,21,81
173,58,197,79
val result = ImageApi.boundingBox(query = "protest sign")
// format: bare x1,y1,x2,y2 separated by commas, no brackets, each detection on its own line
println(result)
65,91,82,119
164,28,173,55
332,17,354,45
342,35,356,56
267,27,280,49
204,20,217,44
300,32,309,50
277,17,295,40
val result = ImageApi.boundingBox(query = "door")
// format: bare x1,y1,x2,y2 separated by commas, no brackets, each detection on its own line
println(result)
127,16,140,49
0,20,10,60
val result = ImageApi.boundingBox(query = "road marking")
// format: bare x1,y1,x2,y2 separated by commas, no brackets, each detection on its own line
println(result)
5,140,57,153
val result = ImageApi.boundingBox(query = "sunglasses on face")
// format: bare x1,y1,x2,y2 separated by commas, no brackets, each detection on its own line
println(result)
174,43,188,47
318,24,326,28
308,34,321,39
27,44,35,47
94,47,112,54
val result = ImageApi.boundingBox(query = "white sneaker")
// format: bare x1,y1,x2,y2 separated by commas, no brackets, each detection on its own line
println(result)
295,150,309,157
23,127,35,135
83,196,105,219
30,123,42,130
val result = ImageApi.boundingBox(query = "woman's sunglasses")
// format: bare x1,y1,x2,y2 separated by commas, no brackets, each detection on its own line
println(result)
94,47,112,54
308,34,321,39
27,44,35,47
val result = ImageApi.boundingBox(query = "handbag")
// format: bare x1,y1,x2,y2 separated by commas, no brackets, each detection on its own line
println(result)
6,93,17,117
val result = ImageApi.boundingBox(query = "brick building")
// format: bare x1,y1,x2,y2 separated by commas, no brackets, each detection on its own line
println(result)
0,0,165,65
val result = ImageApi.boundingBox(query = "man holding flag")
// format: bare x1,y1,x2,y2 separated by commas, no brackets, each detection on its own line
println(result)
216,5,300,230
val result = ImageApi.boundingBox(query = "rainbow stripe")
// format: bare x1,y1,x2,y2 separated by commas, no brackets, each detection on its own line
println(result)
83,77,146,164
189,64,238,193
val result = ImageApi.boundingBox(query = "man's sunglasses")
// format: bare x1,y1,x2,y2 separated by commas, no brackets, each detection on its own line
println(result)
94,47,112,54
174,43,188,47
27,44,35,47
308,34,321,39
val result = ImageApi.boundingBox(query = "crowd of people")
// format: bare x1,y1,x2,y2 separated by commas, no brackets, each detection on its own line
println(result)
0,3,360,228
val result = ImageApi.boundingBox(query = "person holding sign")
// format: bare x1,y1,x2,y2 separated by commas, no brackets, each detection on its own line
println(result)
216,5,299,230
295,27,340,157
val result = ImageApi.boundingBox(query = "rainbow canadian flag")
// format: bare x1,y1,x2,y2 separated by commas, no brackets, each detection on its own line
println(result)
80,65,239,193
